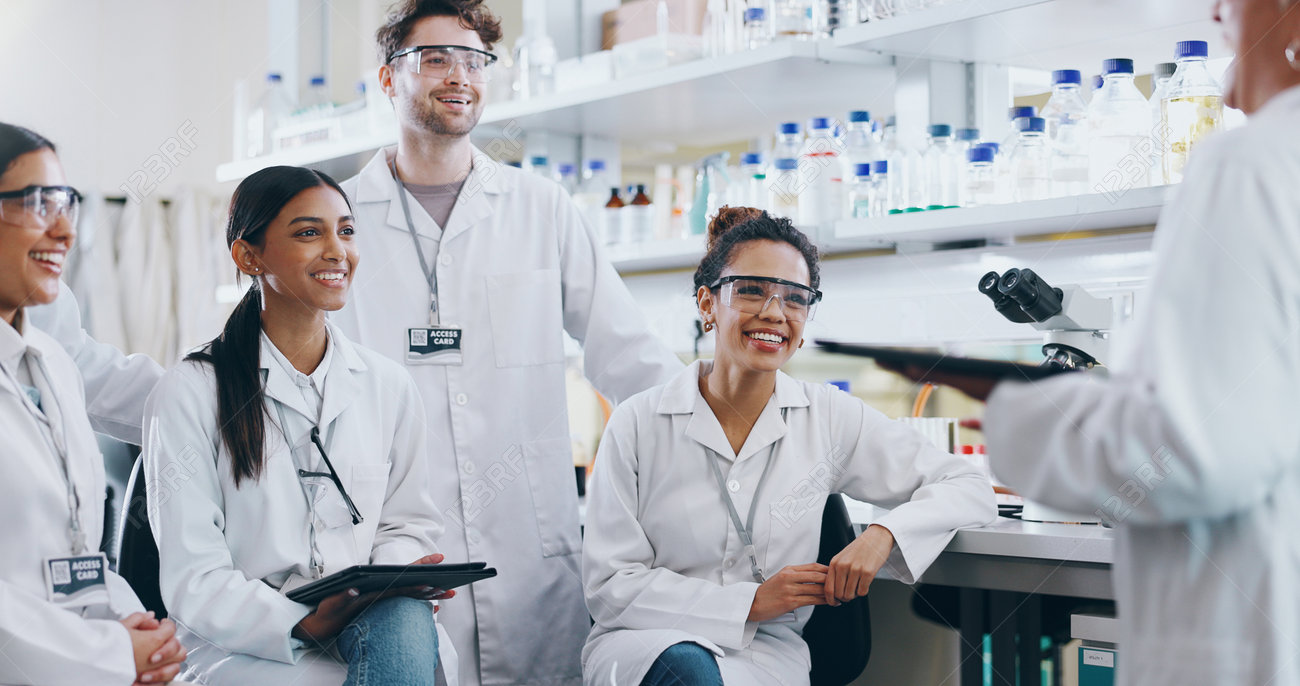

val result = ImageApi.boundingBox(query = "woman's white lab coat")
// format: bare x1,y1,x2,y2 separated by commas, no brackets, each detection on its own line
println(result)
143,322,457,685
582,361,996,686
984,84,1300,686
334,147,681,686
0,313,145,685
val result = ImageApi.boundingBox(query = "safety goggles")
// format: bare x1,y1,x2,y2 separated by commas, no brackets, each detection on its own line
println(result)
710,275,823,322
387,44,499,83
0,185,82,230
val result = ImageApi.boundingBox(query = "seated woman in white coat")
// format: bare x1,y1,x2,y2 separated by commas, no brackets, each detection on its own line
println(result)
143,165,456,685
581,207,997,686
0,122,187,685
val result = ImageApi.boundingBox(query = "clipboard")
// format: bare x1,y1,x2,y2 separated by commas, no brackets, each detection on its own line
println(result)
814,340,1074,381
286,562,497,606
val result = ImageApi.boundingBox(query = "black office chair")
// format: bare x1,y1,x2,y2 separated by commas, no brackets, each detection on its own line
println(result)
115,455,168,618
804,494,872,686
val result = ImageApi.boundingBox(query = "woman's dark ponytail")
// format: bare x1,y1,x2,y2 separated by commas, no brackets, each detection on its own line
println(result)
188,165,349,487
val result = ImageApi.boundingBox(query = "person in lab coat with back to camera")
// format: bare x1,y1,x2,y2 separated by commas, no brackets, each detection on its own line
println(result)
334,1,683,684
143,165,459,685
581,207,997,686
0,122,187,685
881,1,1300,684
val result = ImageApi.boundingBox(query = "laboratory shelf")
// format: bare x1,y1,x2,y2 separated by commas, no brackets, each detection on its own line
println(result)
830,184,1170,248
215,130,398,183
833,0,1223,72
480,40,892,147
607,235,707,273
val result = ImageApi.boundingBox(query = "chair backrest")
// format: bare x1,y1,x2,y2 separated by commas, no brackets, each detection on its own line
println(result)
115,455,167,618
804,494,872,686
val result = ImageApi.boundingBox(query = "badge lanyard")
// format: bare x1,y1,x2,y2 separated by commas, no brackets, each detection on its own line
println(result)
273,400,339,579
390,157,444,327
1,353,85,554
705,415,784,585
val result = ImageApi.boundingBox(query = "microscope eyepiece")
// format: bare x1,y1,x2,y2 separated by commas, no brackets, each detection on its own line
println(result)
996,268,1064,322
978,270,1035,323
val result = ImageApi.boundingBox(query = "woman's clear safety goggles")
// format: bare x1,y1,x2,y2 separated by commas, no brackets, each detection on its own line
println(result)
387,44,499,83
710,275,823,323
0,185,82,230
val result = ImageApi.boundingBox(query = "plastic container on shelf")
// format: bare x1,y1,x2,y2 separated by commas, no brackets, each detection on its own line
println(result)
744,7,772,49
740,152,768,211
703,0,728,58
1148,61,1177,185
767,157,802,221
848,163,873,218
964,144,999,207
611,33,703,77
1009,116,1052,202
1000,105,1037,154
245,73,295,158
772,0,816,40
1042,69,1090,197
512,24,558,100
798,116,845,226
923,124,960,209
1161,40,1224,184
1087,58,1150,194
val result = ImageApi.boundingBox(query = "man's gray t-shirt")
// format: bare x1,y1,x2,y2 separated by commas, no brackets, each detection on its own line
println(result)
403,178,467,231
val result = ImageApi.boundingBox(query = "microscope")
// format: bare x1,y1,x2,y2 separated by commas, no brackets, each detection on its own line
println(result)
978,268,1112,524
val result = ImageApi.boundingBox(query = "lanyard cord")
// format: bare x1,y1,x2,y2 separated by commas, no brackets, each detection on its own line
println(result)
705,410,785,584
272,400,340,578
1,353,85,554
389,157,442,326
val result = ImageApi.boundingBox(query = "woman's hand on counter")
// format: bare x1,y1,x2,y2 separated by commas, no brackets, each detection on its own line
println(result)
825,524,895,606
746,563,829,623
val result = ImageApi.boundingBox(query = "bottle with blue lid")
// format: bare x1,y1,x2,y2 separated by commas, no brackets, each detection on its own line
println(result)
767,157,802,220
923,124,960,209
870,160,895,216
744,7,771,49
1086,58,1150,192
965,144,999,207
741,152,768,210
849,162,874,218
798,116,845,226
1010,117,1051,202
1043,69,1090,197
1161,40,1224,184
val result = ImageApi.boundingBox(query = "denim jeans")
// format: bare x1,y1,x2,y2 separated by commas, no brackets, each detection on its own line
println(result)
640,642,723,686
336,596,439,686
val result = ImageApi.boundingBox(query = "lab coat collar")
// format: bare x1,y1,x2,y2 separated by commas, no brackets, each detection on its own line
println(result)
1258,83,1300,119
0,311,27,367
659,360,810,462
354,144,510,245
260,322,366,446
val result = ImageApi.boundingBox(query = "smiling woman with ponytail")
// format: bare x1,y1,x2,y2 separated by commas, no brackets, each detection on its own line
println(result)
142,166,457,685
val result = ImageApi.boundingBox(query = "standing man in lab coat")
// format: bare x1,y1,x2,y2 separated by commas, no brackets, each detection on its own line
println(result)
334,2,682,684
885,1,1300,684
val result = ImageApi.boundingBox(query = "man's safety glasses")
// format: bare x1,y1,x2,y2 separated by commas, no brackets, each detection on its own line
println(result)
710,275,823,322
0,185,82,230
387,44,499,83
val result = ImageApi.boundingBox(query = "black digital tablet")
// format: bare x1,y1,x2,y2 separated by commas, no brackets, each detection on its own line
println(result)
815,341,1075,381
286,562,497,606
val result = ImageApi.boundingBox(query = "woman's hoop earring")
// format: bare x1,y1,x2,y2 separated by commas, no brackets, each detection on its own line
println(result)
703,321,714,333
1287,39,1300,71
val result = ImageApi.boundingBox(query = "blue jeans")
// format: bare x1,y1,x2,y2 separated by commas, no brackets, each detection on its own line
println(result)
336,596,439,686
641,642,723,686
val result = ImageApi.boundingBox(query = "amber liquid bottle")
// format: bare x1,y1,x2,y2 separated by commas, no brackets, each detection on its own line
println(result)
628,184,653,243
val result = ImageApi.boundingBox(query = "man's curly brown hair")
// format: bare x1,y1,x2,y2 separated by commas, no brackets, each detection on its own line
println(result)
376,0,504,63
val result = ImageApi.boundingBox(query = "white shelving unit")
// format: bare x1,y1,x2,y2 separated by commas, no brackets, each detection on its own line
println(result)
216,130,398,183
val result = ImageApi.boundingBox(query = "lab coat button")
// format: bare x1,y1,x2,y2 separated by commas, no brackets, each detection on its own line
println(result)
462,461,476,476
727,480,740,493
439,254,453,266
455,393,468,405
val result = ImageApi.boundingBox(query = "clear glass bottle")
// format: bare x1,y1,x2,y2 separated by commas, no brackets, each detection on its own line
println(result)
1010,116,1052,202
577,160,611,240
774,121,803,161
526,155,550,177
869,160,893,216
953,128,980,206
798,116,845,226
849,163,873,218
557,163,578,195
305,75,332,118
246,73,294,158
1161,40,1224,184
627,184,655,243
767,157,802,220
922,124,960,209
703,0,728,58
772,0,816,40
744,7,771,49
1087,58,1150,192
1042,69,1090,197
1000,106,1036,154
740,152,768,210
1148,61,1177,186
964,144,998,207
843,111,881,174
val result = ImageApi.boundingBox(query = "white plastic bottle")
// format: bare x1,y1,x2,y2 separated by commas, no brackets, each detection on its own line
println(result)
740,152,768,210
767,157,802,220
1161,40,1224,184
964,144,999,207
1009,116,1052,202
797,117,845,226
1042,69,1090,197
245,73,295,158
848,163,873,218
1087,58,1150,194
1148,61,1177,186
772,0,816,39
922,124,960,209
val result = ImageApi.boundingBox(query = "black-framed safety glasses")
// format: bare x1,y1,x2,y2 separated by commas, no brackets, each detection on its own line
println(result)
709,274,823,322
0,185,82,230
387,44,499,83
303,426,364,525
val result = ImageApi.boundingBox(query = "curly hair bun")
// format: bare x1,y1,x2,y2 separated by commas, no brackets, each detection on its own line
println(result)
707,206,765,251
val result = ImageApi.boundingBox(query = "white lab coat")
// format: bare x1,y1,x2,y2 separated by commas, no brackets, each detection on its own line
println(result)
0,312,145,685
984,84,1300,686
28,281,164,445
334,147,681,686
583,361,997,686
143,322,457,685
